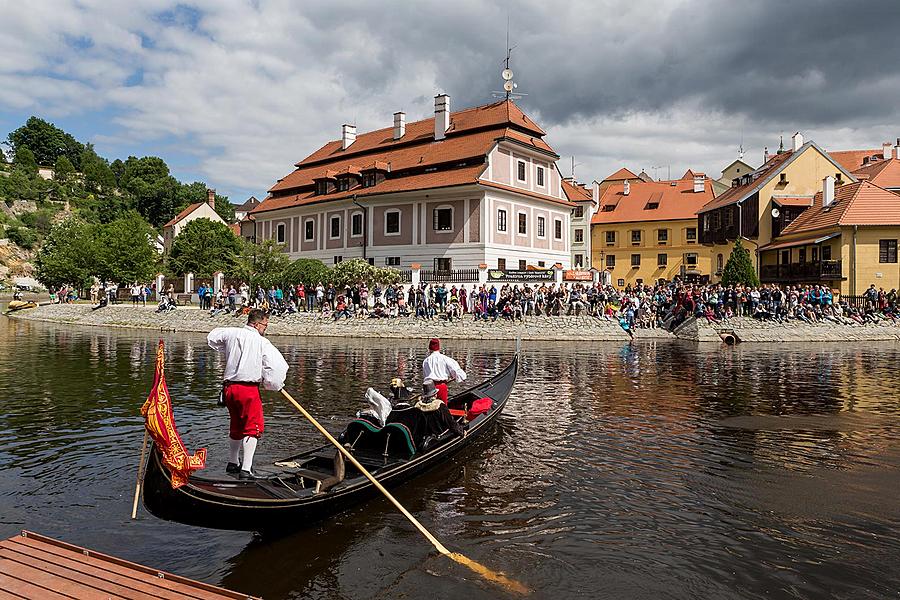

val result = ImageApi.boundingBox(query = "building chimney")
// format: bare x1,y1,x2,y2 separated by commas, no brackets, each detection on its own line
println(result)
693,173,706,193
822,175,835,207
764,146,769,163
341,124,356,150
206,188,216,208
894,138,900,160
393,111,406,140
592,181,600,204
792,131,803,152
623,179,630,196
434,94,450,141
883,142,893,160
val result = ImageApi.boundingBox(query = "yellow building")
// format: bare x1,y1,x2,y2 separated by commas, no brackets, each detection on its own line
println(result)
591,172,717,286
697,133,856,280
759,179,900,295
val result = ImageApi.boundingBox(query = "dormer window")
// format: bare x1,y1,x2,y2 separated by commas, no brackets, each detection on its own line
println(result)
337,178,351,192
316,180,328,195
779,173,787,183
362,172,376,187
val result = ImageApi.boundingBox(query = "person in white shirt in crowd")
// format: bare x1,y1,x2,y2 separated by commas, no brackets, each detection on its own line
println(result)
421,337,466,404
207,309,288,480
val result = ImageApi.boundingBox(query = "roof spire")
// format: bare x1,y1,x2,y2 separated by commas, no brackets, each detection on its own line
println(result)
777,132,784,155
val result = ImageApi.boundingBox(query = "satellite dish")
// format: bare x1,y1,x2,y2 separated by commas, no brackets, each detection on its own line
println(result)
771,207,780,218
503,81,514,92
502,68,514,81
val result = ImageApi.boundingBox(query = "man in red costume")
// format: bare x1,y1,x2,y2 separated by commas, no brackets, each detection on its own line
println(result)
207,309,288,479
421,338,467,404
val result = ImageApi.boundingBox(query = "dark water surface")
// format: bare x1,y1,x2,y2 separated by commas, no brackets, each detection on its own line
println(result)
1,314,899,599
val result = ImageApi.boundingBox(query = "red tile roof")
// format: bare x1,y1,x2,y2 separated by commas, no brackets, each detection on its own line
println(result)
591,177,715,224
829,149,882,172
852,158,900,189
603,167,639,182
699,150,795,213
779,181,900,235
772,196,814,207
163,202,204,228
561,179,592,202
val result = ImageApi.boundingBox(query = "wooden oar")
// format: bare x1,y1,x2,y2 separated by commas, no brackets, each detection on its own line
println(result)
279,389,528,595
130,429,149,519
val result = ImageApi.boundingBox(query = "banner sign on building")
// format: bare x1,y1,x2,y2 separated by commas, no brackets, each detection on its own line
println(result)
563,270,593,281
487,269,554,282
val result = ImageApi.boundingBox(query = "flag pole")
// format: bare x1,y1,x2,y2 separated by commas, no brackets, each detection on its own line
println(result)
130,428,149,519
280,388,528,595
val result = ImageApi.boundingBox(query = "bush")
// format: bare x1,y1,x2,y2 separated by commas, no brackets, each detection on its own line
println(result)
7,226,38,249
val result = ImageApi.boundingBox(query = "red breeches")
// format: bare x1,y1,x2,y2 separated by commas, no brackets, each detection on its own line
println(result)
224,383,264,439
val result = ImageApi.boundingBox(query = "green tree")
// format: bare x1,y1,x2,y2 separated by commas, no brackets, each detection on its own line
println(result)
20,208,56,237
168,218,242,276
174,182,236,223
110,159,125,185
53,155,75,183
80,144,116,193
8,116,85,169
329,258,401,288
282,257,331,286
231,239,292,292
6,226,38,249
121,156,179,227
94,212,158,284
13,146,38,176
721,239,760,287
34,218,97,289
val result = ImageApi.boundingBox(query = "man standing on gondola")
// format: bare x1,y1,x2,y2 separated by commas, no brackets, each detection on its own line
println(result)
207,309,289,480
422,338,466,404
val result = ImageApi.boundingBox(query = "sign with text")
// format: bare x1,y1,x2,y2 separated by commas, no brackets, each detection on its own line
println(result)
563,270,593,281
487,269,554,282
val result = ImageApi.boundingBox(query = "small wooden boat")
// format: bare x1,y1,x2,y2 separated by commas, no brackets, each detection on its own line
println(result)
3,300,38,314
142,356,518,532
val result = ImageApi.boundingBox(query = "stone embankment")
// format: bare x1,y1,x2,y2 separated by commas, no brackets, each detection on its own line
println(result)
8,304,900,343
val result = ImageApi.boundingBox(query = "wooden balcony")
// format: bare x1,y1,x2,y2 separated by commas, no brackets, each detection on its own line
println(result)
760,260,843,283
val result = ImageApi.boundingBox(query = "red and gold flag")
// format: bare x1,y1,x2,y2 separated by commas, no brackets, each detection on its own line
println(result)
141,340,207,488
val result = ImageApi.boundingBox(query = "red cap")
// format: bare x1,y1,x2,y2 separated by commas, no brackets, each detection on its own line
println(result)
429,338,440,351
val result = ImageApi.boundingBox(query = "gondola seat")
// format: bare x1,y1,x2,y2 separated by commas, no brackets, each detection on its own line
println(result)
338,419,416,459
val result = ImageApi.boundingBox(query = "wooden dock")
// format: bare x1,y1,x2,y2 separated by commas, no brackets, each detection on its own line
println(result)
0,531,259,599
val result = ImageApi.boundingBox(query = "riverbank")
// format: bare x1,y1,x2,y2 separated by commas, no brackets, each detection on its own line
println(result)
7,303,900,343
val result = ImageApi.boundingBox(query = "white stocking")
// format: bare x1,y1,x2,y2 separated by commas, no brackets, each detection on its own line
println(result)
228,438,241,464
241,436,258,472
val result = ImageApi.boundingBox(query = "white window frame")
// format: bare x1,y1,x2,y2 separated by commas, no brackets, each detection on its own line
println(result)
574,228,584,243
536,215,546,239
384,209,401,236
517,160,527,182
497,208,507,232
536,165,545,187
276,223,286,244
554,218,563,240
432,205,454,233
329,215,342,240
350,211,363,238
304,219,314,242
517,211,528,236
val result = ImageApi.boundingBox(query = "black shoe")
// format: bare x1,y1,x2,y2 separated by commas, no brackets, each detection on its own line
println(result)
226,462,241,474
238,470,263,480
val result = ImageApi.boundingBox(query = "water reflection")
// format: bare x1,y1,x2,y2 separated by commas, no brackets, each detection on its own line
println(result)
0,316,898,599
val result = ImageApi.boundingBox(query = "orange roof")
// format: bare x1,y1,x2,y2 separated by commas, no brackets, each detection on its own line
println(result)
779,181,900,235
561,179,592,202
163,202,204,228
829,149,882,172
852,158,900,189
603,167,639,182
591,178,715,224
295,100,545,168
699,150,795,212
229,222,241,236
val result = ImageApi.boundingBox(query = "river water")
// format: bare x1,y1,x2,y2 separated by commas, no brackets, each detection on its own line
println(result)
0,313,898,599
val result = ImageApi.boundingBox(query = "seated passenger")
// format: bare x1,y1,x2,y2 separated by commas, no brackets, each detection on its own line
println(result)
387,381,464,449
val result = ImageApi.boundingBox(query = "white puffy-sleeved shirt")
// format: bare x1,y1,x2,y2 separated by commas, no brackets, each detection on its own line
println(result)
422,351,467,384
207,326,289,391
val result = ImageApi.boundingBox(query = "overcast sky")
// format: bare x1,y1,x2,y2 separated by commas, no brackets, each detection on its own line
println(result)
2,0,899,202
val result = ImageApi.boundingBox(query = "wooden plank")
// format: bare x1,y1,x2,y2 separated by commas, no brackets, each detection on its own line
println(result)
0,572,74,599
0,559,112,599
4,539,204,600
0,548,174,600
1,533,259,600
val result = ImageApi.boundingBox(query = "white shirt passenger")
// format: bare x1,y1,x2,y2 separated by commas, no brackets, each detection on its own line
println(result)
207,326,288,390
422,351,467,384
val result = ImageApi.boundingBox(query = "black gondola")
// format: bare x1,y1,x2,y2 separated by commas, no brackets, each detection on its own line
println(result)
142,355,518,532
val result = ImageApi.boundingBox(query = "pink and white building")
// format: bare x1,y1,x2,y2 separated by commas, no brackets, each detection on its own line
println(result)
250,95,575,270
